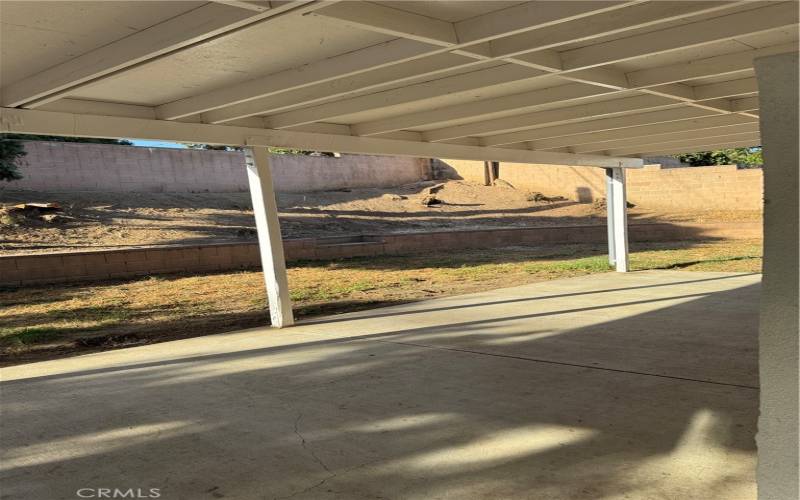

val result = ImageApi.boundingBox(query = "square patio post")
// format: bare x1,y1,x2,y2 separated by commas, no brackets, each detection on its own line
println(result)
605,167,629,272
753,51,799,500
245,147,294,328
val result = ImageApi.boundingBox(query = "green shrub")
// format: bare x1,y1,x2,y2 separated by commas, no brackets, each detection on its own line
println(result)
0,137,26,181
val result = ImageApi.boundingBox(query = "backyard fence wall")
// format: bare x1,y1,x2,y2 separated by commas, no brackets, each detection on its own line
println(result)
439,160,763,211
0,222,761,287
9,142,762,211
9,141,431,193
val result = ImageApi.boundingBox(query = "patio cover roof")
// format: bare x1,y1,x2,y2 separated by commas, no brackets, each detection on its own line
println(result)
1,1,797,167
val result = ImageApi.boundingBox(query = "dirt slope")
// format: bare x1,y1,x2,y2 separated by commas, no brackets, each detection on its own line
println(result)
0,180,760,254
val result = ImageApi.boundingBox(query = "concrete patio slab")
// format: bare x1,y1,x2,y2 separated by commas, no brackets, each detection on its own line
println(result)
0,271,760,500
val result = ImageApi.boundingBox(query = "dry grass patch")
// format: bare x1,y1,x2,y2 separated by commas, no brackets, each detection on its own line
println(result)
0,239,761,364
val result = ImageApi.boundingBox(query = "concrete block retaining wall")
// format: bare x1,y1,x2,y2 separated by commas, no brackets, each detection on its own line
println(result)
0,222,761,287
440,160,763,211
9,141,431,193
8,142,761,211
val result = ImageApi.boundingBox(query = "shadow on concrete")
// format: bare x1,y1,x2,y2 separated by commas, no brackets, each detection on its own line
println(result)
297,272,760,326
0,276,759,499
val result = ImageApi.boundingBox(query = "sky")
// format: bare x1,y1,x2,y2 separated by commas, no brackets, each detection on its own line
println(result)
130,139,187,149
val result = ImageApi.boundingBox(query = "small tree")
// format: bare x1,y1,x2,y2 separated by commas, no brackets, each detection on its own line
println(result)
186,144,335,155
1,133,131,146
724,147,763,167
676,147,763,167
0,134,137,182
186,143,240,151
0,137,26,181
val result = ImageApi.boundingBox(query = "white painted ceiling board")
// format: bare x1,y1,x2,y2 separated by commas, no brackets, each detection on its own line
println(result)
607,39,768,72
1,0,796,164
0,1,204,87
407,89,644,133
320,73,567,125
68,14,394,105
553,1,780,51
380,0,525,23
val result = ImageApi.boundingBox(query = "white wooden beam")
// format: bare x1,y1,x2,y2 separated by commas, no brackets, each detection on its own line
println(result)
0,107,642,168
639,139,762,157
157,38,441,120
483,106,723,147
304,2,665,114
453,1,638,44
576,123,760,154
352,59,762,142
263,64,546,129
537,113,758,151
201,52,476,124
315,1,638,48
312,2,457,46
626,42,797,88
248,132,642,168
558,68,629,90
609,132,761,156
505,50,564,72
311,3,644,90
482,74,758,149
1,2,301,108
158,2,641,121
488,1,744,57
305,0,758,122
731,96,760,113
353,83,616,137
212,1,272,12
37,99,157,120
560,2,798,70
155,4,789,127
52,0,778,141
639,85,736,116
245,147,293,328
426,94,676,143
158,0,727,126
693,77,758,100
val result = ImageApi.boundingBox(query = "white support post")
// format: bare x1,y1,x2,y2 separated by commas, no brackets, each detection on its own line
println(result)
245,147,294,328
753,52,798,500
605,168,616,266
606,167,629,272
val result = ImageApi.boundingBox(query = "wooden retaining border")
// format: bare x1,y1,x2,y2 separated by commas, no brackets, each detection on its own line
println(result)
0,222,761,287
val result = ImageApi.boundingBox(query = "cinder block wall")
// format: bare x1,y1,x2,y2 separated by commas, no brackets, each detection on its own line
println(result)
440,159,763,210
0,222,762,286
10,141,431,193
627,164,762,210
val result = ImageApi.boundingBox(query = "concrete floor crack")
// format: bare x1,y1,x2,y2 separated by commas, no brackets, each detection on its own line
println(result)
272,474,334,500
367,338,759,390
293,412,332,474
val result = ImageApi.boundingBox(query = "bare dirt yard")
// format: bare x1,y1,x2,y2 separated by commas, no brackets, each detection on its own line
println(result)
0,180,761,254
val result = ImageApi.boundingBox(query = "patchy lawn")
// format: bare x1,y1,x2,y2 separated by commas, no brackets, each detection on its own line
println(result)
0,239,761,365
